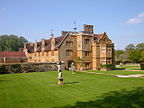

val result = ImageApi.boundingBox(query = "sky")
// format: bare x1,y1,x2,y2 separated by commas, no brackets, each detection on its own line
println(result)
0,0,144,50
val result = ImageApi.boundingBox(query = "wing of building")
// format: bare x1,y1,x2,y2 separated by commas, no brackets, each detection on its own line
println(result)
23,24,114,70
0,52,27,63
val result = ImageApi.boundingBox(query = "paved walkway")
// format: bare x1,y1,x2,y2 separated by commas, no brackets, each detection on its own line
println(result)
128,69,144,72
79,71,144,78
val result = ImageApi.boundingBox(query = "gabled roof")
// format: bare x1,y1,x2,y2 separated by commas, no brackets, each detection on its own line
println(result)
55,35,67,49
25,31,110,52
55,36,65,45
0,52,26,57
94,32,106,42
26,44,34,53
44,39,51,51
37,46,42,52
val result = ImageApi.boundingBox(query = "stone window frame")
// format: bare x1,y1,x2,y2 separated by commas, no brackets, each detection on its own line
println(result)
85,51,90,57
46,52,49,56
51,51,54,56
66,41,73,47
101,58,106,64
85,62,90,67
42,52,44,56
66,50,72,56
107,58,112,64
84,39,90,44
101,45,106,53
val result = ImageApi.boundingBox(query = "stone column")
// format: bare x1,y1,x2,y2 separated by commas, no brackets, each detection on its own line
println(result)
3,57,6,63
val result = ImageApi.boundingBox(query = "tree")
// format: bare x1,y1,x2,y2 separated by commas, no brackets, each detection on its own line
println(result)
121,52,129,63
115,50,125,64
0,35,28,51
140,51,144,62
125,44,135,51
115,50,125,58
115,43,144,63
128,49,141,63
76,57,84,70
136,43,144,51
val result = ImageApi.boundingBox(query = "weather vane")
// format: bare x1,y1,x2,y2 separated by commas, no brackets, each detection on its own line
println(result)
50,29,54,38
73,20,77,32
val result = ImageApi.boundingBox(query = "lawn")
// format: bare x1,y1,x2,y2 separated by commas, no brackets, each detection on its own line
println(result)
0,70,144,108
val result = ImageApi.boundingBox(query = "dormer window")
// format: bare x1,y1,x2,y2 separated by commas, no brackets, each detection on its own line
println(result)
55,41,58,45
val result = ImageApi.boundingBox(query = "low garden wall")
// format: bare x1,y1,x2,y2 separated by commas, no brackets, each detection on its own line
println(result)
0,62,64,74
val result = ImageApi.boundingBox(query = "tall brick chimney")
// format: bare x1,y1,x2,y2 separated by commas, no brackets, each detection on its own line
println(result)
41,39,45,52
51,38,55,50
83,24,94,33
34,41,37,52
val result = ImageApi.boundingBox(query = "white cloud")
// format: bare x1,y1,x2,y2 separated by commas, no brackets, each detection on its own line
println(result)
138,13,144,17
126,12,144,24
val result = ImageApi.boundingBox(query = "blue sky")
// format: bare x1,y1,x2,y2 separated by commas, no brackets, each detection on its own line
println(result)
0,0,144,49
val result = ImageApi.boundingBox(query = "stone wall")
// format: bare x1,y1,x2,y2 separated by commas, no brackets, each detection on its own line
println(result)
0,57,27,63
0,62,64,74
59,35,77,69
28,51,59,63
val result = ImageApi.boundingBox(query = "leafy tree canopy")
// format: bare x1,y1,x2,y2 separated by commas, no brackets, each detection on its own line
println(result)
136,43,144,51
125,44,135,51
0,35,28,51
115,43,144,63
115,50,125,57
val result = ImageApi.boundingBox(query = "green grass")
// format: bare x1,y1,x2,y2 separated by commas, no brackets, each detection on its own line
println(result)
0,70,144,108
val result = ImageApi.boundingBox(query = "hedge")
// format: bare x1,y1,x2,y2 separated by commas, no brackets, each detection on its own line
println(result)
140,63,144,70
101,64,115,69
0,62,64,74
0,65,5,74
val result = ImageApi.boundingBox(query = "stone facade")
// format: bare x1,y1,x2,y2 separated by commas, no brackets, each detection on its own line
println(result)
23,24,114,70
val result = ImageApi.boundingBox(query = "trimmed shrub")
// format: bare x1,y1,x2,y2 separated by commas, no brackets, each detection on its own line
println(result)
10,64,21,73
101,64,115,69
0,65,5,74
0,62,64,74
140,63,144,70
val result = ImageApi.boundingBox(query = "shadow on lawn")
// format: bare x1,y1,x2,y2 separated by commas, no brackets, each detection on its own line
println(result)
57,87,144,108
0,78,10,82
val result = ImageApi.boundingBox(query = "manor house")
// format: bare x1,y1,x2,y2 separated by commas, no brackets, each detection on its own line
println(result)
23,24,114,70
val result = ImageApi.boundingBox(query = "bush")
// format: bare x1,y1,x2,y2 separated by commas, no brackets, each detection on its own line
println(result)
0,65,5,74
140,63,144,70
10,64,21,73
101,64,115,69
